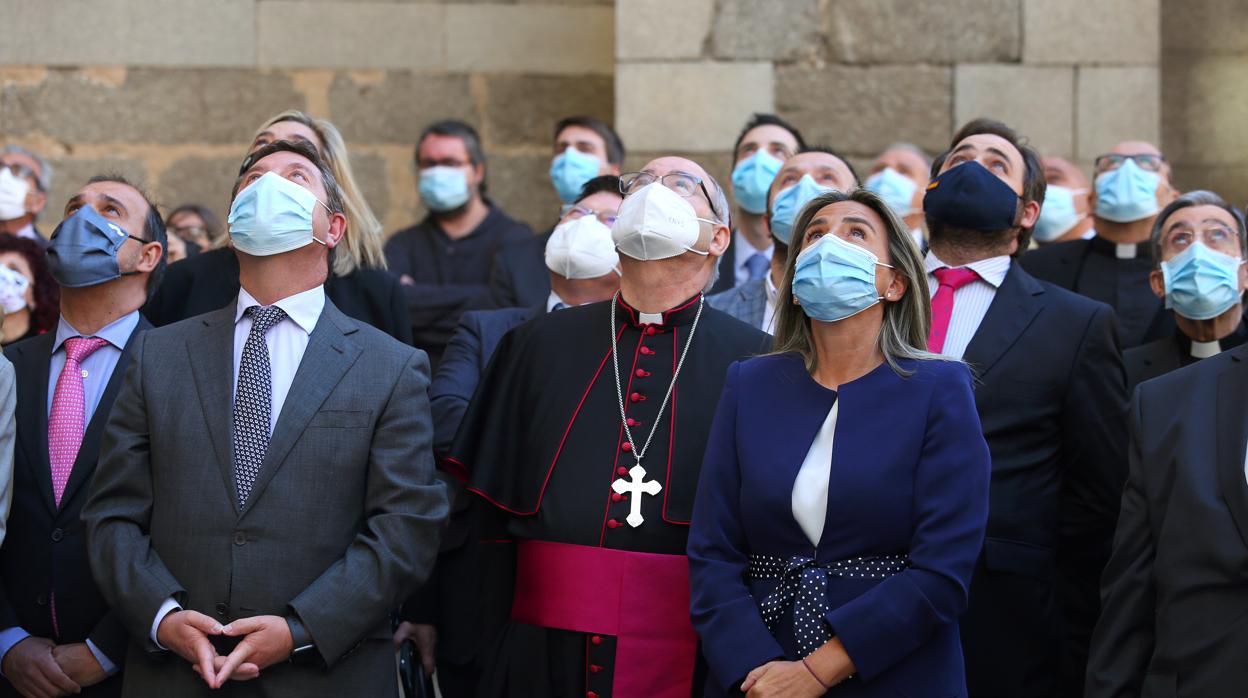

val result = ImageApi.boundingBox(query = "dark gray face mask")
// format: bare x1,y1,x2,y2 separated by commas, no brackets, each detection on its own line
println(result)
46,204,148,288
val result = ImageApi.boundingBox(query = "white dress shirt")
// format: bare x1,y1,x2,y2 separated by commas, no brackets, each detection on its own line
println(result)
733,230,774,287
793,401,839,546
14,222,39,243
546,290,568,313
763,272,779,335
152,285,325,646
925,251,1012,360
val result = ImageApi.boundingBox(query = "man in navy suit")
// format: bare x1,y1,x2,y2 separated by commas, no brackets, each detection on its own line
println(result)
1,175,166,697
395,175,622,698
921,119,1128,698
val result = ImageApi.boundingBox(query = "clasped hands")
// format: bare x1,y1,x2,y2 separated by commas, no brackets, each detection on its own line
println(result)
156,610,294,689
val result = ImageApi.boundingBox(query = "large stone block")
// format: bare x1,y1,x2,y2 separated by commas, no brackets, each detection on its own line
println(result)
0,68,307,145
954,64,1074,158
339,150,393,230
827,0,1020,64
616,62,774,153
446,5,614,74
710,0,822,61
1161,55,1248,166
327,71,476,146
153,155,243,226
1171,164,1248,204
776,64,953,157
1162,0,1248,54
0,0,254,67
486,153,560,232
1076,67,1160,161
258,2,444,70
1022,0,1160,65
616,0,713,60
482,75,613,149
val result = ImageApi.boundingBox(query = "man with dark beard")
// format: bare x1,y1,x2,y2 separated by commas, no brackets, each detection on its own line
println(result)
921,119,1128,698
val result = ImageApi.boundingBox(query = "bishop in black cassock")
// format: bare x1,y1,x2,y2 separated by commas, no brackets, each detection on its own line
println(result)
445,157,769,698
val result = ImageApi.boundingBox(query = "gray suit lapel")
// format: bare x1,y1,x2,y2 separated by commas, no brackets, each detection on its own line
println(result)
188,306,243,516
240,302,361,515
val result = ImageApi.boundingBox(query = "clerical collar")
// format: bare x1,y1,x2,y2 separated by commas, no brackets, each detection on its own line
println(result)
1089,235,1150,260
1181,320,1248,359
1190,339,1221,359
616,294,703,328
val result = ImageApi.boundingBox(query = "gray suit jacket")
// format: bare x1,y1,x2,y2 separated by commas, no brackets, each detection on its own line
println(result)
0,356,13,546
707,278,769,333
83,299,448,697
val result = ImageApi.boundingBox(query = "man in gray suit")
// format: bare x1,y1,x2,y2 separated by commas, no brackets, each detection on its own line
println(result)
84,139,448,696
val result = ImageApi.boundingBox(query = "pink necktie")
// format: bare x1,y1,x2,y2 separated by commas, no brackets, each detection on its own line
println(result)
928,267,980,354
48,336,109,507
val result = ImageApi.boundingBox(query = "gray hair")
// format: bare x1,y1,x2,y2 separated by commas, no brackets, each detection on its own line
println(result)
1149,189,1248,267
704,171,731,227
882,142,932,169
2,145,52,192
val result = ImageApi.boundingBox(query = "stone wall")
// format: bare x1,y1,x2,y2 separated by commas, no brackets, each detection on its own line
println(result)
0,0,614,236
616,0,1162,200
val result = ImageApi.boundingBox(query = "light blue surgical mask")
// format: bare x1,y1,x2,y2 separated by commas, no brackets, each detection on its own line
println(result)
792,232,892,322
1161,242,1244,321
1096,159,1161,223
864,167,917,218
770,175,834,245
731,150,783,215
1034,185,1087,243
420,166,472,212
228,172,330,257
549,147,602,204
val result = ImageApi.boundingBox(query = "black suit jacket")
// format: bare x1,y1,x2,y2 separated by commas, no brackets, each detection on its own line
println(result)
143,247,412,345
958,265,1129,698
0,319,151,697
488,234,550,309
1088,344,1248,697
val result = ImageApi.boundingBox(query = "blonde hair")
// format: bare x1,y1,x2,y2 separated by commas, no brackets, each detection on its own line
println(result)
246,110,387,275
772,189,942,376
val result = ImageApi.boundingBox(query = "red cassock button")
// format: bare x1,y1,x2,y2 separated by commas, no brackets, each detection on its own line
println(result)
630,392,645,403
588,692,600,698
612,493,625,503
626,418,640,427
645,326,657,335
635,369,649,378
591,635,603,645
616,466,629,476
590,664,603,673
640,346,654,355
607,519,621,529
621,442,632,452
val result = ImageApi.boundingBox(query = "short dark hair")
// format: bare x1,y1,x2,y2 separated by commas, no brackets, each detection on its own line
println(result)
234,139,346,216
416,120,487,195
574,175,622,205
554,116,625,166
1150,190,1248,266
85,174,166,300
930,118,1046,252
799,144,860,187
732,114,807,165
166,203,222,242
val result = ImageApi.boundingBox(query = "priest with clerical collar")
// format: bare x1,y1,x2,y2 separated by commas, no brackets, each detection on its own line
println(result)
1022,140,1179,348
445,156,769,698
1126,190,1248,391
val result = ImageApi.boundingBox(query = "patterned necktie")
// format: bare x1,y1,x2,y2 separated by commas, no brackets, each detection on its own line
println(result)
745,252,770,281
47,336,109,507
232,305,286,507
928,267,981,354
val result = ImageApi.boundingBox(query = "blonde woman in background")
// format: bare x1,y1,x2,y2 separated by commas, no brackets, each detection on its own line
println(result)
144,110,411,344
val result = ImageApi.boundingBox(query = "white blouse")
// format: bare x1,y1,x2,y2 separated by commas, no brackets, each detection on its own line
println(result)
792,400,838,546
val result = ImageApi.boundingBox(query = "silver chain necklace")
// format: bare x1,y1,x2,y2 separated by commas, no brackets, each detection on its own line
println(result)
610,293,704,465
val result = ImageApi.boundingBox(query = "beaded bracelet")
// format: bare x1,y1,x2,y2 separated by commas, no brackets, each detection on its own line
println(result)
801,657,832,691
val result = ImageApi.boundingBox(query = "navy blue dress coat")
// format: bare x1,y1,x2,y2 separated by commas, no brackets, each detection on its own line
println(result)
688,353,991,697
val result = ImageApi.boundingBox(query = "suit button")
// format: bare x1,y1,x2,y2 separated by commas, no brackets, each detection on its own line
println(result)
644,326,656,336
590,635,602,645
233,532,247,546
50,528,64,543
215,603,228,617
36,593,47,606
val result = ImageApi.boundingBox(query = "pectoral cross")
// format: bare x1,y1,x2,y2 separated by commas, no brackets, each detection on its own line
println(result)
612,465,662,528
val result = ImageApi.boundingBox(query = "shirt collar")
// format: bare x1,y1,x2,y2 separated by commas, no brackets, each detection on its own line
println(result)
617,293,703,328
235,285,326,335
924,250,1012,288
14,222,38,241
1089,235,1151,261
53,310,142,355
733,230,773,270
546,290,567,313
764,272,779,301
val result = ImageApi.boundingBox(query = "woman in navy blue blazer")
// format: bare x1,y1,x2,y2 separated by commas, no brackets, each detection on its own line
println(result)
688,189,991,697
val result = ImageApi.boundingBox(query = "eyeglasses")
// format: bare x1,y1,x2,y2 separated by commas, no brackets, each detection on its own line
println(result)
0,163,40,190
619,171,721,219
169,224,209,240
1163,225,1241,254
560,204,618,227
1094,153,1166,174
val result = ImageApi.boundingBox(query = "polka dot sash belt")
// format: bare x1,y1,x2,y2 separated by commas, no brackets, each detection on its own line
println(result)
748,553,911,657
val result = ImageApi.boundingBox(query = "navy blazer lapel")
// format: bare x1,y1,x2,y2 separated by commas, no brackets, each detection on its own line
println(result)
242,302,361,514
11,334,57,515
57,318,152,514
963,264,1045,380
1216,350,1248,548
189,306,243,516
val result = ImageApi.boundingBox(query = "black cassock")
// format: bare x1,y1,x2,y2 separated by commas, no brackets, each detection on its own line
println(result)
1021,236,1173,348
446,295,768,698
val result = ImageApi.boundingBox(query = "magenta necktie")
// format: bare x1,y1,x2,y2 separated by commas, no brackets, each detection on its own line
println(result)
48,336,109,507
928,267,980,354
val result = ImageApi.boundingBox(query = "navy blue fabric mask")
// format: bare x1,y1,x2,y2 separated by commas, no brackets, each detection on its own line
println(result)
47,204,147,288
923,161,1021,232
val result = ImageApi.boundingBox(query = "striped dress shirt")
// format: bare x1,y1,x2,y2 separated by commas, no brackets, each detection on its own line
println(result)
924,251,1012,360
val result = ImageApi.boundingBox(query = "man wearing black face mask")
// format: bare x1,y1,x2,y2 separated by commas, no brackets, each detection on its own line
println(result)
0,176,166,697
923,119,1128,698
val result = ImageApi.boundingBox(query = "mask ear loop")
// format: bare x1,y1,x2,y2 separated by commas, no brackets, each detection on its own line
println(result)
311,198,336,247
